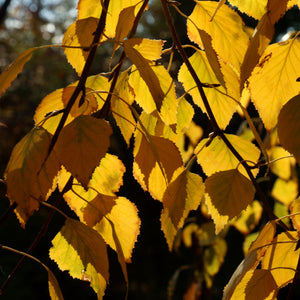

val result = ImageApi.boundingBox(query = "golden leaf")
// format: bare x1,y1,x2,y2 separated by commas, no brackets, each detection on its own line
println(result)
278,94,300,163
187,1,248,71
63,18,98,75
4,127,60,225
229,269,277,300
49,218,109,299
227,0,267,20
161,170,205,250
54,115,112,188
271,177,298,205
205,170,255,233
95,197,140,263
261,231,299,287
290,197,300,231
249,39,300,130
48,269,64,300
195,134,260,179
178,51,238,129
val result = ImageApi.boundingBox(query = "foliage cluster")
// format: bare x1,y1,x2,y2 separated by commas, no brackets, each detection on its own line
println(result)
1,0,300,299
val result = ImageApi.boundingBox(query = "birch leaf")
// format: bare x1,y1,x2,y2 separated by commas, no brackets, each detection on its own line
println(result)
54,115,112,188
49,218,109,299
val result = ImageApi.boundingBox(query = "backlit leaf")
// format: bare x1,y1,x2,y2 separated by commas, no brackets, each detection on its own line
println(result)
271,177,298,205
54,115,112,188
278,95,300,163
227,0,267,20
233,200,263,235
125,41,167,114
261,231,299,287
129,63,177,125
0,48,34,98
290,197,300,231
4,127,60,225
229,269,277,300
195,134,260,178
187,1,249,71
115,6,135,43
63,17,98,75
249,39,300,130
95,197,140,263
161,170,205,250
178,50,237,129
133,133,183,200
205,170,255,233
49,218,109,299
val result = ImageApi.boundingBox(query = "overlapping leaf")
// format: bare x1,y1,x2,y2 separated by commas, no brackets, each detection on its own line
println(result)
54,115,112,188
261,231,300,287
227,0,267,20
4,127,60,225
195,134,260,178
178,50,238,129
278,94,300,163
249,38,300,130
161,169,205,250
187,1,249,71
49,218,109,299
205,169,255,233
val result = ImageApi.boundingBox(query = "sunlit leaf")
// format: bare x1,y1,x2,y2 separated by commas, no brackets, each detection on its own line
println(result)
48,269,64,300
4,127,60,225
261,231,299,287
133,133,183,201
274,201,291,227
229,269,277,300
115,6,136,43
233,200,263,235
271,177,298,205
63,18,98,75
205,170,255,233
187,1,249,71
178,51,238,129
227,0,267,19
54,115,112,188
176,96,194,134
290,197,300,231
111,70,136,145
161,170,205,250
95,197,140,263
49,218,109,299
195,134,260,178
0,48,35,98
278,94,300,163
269,146,295,180
249,39,300,130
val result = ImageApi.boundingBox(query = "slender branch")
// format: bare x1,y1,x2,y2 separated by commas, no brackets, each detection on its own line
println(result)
160,0,280,224
48,0,110,155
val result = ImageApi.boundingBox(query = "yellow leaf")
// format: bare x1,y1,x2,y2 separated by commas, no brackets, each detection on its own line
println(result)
228,0,267,20
195,134,260,179
54,115,112,188
271,177,298,205
111,70,136,146
124,40,165,113
161,170,205,250
58,154,125,222
269,146,295,180
261,231,299,287
290,197,300,231
278,95,300,163
229,269,277,300
49,218,109,299
77,0,143,38
129,64,177,125
133,133,183,200
115,6,136,43
233,200,263,235
48,269,64,300
95,197,140,263
187,1,249,71
0,48,34,98
249,39,300,130
273,201,291,227
178,51,238,129
176,96,194,134
63,18,98,75
205,170,255,233
4,127,60,225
